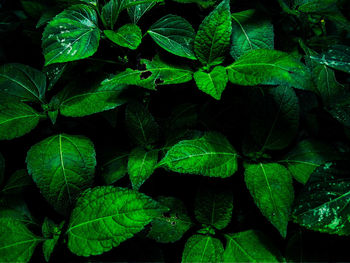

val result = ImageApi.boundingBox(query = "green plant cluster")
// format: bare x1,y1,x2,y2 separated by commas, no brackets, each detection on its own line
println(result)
0,0,350,262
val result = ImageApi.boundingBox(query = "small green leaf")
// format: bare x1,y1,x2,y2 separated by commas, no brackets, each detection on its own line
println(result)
0,63,46,103
43,63,66,91
182,234,224,263
128,147,158,189
104,24,142,50
67,186,167,256
26,134,96,215
194,0,231,66
194,66,228,100
223,230,283,262
244,163,294,238
230,9,274,60
125,102,160,147
42,218,64,262
226,49,311,90
148,14,196,60
160,132,238,178
100,152,129,184
293,162,350,235
292,0,338,13
1,169,33,195
42,4,100,65
0,217,43,263
127,0,156,24
310,45,350,74
195,184,233,230
147,196,193,243
0,100,40,140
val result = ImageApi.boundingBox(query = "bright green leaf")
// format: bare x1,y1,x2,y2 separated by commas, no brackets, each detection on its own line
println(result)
194,66,228,100
42,4,100,65
26,134,96,215
128,147,158,189
244,163,294,238
148,14,196,60
67,186,167,256
182,234,224,263
159,132,238,178
226,49,311,90
194,0,231,66
104,24,142,50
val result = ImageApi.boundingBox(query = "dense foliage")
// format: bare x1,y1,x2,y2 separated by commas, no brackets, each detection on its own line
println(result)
1,0,350,262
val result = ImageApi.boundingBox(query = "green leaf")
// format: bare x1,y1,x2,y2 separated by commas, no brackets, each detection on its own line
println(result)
230,9,274,60
0,63,46,103
293,162,350,235
0,217,43,263
42,4,100,65
52,81,128,117
0,198,35,226
250,86,300,151
226,49,311,90
171,0,217,8
0,100,40,140
125,102,160,147
159,132,238,178
128,147,158,189
100,152,129,184
148,14,196,60
1,169,33,195
281,140,344,184
42,218,64,262
244,163,294,238
101,0,126,29
127,0,156,24
43,63,67,91
0,153,4,186
147,196,193,243
182,234,224,263
310,45,350,74
194,0,231,66
292,0,338,13
223,230,283,262
194,66,228,100
195,184,233,230
67,186,167,256
104,24,142,50
26,134,96,215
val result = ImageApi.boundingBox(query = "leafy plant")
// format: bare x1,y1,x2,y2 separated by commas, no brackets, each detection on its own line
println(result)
1,0,350,262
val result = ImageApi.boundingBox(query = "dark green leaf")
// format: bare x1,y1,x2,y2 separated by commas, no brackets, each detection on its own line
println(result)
67,186,167,256
42,218,64,262
127,0,156,24
148,14,196,60
292,0,338,13
194,0,231,66
1,169,33,195
244,163,294,237
0,153,4,186
42,4,100,65
26,134,96,214
101,0,126,29
104,24,142,50
100,152,129,184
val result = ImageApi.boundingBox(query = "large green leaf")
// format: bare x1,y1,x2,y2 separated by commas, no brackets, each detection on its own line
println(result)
226,49,311,90
193,66,228,100
310,45,350,74
281,140,344,184
128,147,158,189
0,100,40,140
147,196,193,243
125,102,160,147
195,184,233,230
244,163,294,238
223,230,283,262
104,24,142,50
159,132,238,178
148,14,196,60
51,81,128,117
194,0,231,66
67,186,167,256
0,217,43,263
26,134,96,215
101,0,126,29
250,86,299,151
42,4,100,65
293,162,350,235
127,0,156,24
182,234,224,263
230,10,274,60
0,64,46,103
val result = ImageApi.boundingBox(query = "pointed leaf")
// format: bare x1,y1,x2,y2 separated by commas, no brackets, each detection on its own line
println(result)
127,0,156,24
104,24,142,50
1,169,33,195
